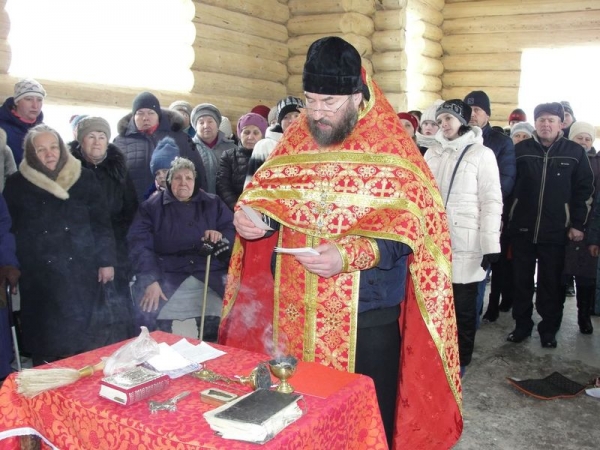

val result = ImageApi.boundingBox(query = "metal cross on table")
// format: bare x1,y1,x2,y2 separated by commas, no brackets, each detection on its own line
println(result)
148,391,191,413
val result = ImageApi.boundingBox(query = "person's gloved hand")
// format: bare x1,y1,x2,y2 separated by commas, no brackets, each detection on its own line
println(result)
212,238,231,263
0,265,20,294
480,253,501,271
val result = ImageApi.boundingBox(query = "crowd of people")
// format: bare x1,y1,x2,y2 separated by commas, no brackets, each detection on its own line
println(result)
0,35,598,449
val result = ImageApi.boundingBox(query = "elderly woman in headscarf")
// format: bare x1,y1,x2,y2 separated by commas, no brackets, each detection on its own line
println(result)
69,117,139,341
3,124,117,365
127,157,235,341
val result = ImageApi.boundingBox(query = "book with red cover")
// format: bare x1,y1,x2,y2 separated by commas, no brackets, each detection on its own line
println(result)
99,366,170,406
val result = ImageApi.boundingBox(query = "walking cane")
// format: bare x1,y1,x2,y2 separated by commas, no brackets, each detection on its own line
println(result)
199,254,211,341
6,284,21,371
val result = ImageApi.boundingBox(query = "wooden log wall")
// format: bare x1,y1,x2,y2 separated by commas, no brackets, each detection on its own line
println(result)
405,0,444,111
441,0,600,126
0,0,289,127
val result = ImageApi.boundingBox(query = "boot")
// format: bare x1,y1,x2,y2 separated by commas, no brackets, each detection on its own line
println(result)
576,286,594,335
482,294,499,323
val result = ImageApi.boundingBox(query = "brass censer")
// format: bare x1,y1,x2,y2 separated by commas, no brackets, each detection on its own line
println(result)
192,362,271,390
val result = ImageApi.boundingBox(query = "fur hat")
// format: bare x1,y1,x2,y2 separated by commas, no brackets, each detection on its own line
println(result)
251,105,271,121
436,99,472,126
421,99,444,123
397,112,419,132
534,102,564,122
14,78,46,103
569,121,595,141
76,116,111,142
561,101,575,120
132,91,161,116
508,108,527,123
219,116,233,137
150,137,180,175
302,36,366,98
237,112,268,137
510,122,534,138
191,103,222,129
464,90,491,116
276,96,304,124
169,100,192,116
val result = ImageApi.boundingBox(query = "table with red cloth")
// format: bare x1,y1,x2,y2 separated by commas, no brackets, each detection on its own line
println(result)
0,331,387,449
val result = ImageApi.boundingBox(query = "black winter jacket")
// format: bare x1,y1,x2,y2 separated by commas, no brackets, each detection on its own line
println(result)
217,145,252,210
481,124,516,199
113,109,207,202
507,134,594,244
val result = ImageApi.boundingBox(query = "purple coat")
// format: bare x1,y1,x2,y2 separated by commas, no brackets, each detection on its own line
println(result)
127,187,235,300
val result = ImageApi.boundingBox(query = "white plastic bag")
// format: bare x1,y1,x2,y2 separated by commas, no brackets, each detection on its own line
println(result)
103,326,160,376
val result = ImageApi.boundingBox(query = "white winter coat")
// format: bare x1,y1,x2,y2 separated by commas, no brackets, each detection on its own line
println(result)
425,127,503,284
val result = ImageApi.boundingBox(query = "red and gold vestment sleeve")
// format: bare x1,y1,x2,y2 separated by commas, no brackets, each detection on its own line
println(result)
333,236,380,272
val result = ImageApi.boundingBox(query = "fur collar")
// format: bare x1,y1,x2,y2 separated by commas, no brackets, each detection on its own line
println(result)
19,152,81,199
69,142,128,183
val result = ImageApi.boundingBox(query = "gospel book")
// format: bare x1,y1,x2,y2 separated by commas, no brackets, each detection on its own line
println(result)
99,366,170,406
203,389,303,444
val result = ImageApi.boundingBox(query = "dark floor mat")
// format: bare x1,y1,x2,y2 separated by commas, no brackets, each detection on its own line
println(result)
507,371,586,399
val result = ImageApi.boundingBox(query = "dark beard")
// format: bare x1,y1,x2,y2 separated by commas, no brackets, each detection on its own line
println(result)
308,102,358,146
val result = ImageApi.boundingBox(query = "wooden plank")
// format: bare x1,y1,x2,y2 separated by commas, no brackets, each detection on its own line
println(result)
443,0,600,19
193,3,288,43
410,55,444,76
442,53,522,72
372,70,407,93
407,20,443,42
408,74,442,92
372,51,408,72
410,91,443,112
442,86,519,105
406,1,443,26
384,92,408,112
288,33,373,57
194,47,288,83
194,24,288,63
442,30,600,54
0,9,9,40
443,10,600,34
443,71,520,88
378,0,408,10
372,29,406,52
288,12,374,37
414,38,443,58
374,9,405,31
418,0,445,11
198,0,289,24
288,0,377,16
0,39,9,74
191,71,286,101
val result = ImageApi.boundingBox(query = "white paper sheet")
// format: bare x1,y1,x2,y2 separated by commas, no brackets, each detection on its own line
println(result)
171,339,226,364
240,205,274,231
274,247,320,255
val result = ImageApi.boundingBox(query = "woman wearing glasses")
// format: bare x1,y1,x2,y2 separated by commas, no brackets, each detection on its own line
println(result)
424,99,503,375
217,113,267,210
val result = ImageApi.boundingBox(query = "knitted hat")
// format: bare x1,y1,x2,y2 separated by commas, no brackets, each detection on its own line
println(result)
14,78,46,103
436,99,472,126
250,104,271,121
150,136,180,175
132,91,161,116
561,101,575,120
276,96,305,124
303,36,366,97
464,90,491,116
69,114,89,132
397,112,419,132
508,108,527,123
510,122,534,138
219,116,233,137
421,99,444,123
169,100,192,116
237,112,268,137
76,116,111,142
569,121,595,141
191,103,222,128
534,102,564,122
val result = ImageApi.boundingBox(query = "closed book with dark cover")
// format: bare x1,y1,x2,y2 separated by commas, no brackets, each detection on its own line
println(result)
99,366,170,406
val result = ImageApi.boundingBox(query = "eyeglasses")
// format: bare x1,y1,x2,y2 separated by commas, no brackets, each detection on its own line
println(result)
301,95,352,116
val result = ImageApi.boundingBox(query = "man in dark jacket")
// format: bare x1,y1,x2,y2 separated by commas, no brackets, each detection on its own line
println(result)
113,92,208,202
0,78,45,165
464,90,516,325
506,102,594,348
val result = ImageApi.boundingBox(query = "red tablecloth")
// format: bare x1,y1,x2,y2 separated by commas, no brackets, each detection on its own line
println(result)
0,332,387,449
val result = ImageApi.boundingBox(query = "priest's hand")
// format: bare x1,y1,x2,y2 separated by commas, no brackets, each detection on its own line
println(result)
141,281,167,312
233,209,267,240
295,243,342,278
